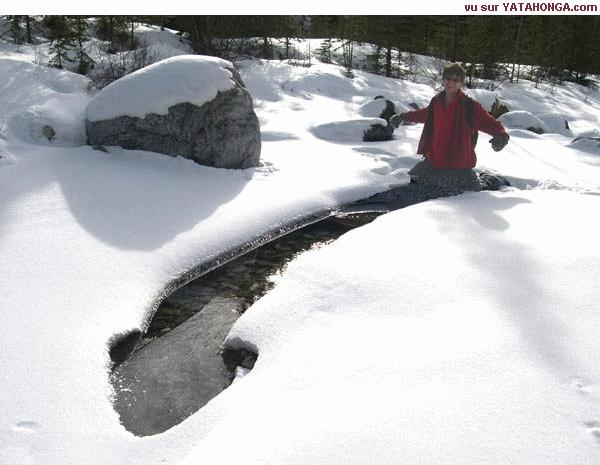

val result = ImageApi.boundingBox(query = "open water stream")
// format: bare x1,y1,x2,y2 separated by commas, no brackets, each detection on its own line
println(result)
110,209,385,436
110,172,505,436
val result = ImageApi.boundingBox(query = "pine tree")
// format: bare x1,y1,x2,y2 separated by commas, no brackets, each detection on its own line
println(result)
559,17,600,82
95,16,130,52
44,16,75,70
462,16,512,85
71,16,93,74
312,16,339,64
4,15,24,44
338,16,367,77
318,38,333,63
24,15,33,44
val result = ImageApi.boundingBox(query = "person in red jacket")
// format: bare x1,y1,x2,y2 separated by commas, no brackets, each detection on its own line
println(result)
391,63,509,190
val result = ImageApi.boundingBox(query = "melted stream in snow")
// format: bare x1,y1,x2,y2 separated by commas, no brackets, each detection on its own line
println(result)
109,173,508,436
109,171,509,436
110,211,384,436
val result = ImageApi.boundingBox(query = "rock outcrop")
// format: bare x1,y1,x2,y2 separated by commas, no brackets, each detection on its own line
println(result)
359,96,396,142
86,55,261,169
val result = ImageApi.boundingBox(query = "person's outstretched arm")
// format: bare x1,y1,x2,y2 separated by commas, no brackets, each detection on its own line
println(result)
472,101,509,151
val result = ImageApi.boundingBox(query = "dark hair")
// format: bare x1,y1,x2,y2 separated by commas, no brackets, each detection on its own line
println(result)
442,62,466,81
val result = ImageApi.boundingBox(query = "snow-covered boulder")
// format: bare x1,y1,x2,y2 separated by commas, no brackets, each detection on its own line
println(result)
357,96,396,141
465,88,497,112
0,148,15,165
466,89,509,117
498,110,546,134
86,55,261,169
569,129,600,153
311,118,392,143
0,59,91,146
536,112,572,137
363,121,394,142
358,96,395,123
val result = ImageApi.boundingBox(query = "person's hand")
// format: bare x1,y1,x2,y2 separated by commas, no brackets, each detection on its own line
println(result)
390,113,404,128
489,134,509,152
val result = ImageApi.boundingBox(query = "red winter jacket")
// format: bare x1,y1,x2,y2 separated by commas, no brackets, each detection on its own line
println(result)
402,90,509,169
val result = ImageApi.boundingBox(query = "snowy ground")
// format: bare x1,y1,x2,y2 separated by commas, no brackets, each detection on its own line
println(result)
1,25,600,465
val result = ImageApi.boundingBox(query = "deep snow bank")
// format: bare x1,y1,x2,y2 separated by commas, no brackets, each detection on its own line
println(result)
0,58,92,145
208,189,600,465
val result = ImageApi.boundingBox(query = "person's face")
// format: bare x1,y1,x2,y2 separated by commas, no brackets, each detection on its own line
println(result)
443,74,463,94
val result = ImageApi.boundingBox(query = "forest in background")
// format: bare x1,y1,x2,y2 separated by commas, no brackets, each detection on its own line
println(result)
3,15,599,88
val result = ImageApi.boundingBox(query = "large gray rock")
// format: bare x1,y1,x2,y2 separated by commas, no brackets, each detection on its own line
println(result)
86,56,261,169
363,122,394,142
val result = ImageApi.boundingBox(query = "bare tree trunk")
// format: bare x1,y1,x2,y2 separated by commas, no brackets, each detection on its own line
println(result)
451,17,459,62
385,42,392,77
262,36,271,59
130,18,135,50
25,16,32,43
510,16,523,83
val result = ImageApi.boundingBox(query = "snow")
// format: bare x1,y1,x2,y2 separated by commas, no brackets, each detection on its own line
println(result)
86,55,236,122
0,58,92,145
1,27,600,465
357,98,389,117
498,110,546,132
211,189,600,465
135,24,192,62
310,117,388,142
536,112,573,137
465,87,497,111
498,79,600,136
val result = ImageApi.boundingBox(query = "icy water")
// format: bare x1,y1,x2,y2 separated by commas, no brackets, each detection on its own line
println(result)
111,211,384,435
110,170,505,435
144,213,381,340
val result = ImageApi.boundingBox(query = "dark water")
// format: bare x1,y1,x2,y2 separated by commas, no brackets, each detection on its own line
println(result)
111,211,385,436
110,173,508,435
143,212,382,342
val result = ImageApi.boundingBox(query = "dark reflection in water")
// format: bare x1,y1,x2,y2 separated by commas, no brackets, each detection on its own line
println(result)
143,213,381,342
111,211,384,436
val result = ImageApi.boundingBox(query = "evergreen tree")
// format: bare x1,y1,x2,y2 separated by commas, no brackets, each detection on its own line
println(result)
462,16,511,85
312,17,339,63
318,38,333,63
4,15,24,44
71,16,93,74
24,15,33,44
44,15,75,70
95,16,130,52
560,16,600,82
338,16,367,77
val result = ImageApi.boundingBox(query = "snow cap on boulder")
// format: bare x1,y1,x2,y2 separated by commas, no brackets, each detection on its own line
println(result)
86,55,236,122
536,112,572,137
358,97,395,123
498,110,546,134
85,55,261,169
465,88,498,112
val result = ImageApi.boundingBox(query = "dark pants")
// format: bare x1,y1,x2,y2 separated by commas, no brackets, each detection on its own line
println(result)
407,160,482,192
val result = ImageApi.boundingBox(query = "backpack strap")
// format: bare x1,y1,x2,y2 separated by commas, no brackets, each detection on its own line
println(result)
464,96,478,148
422,94,439,144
